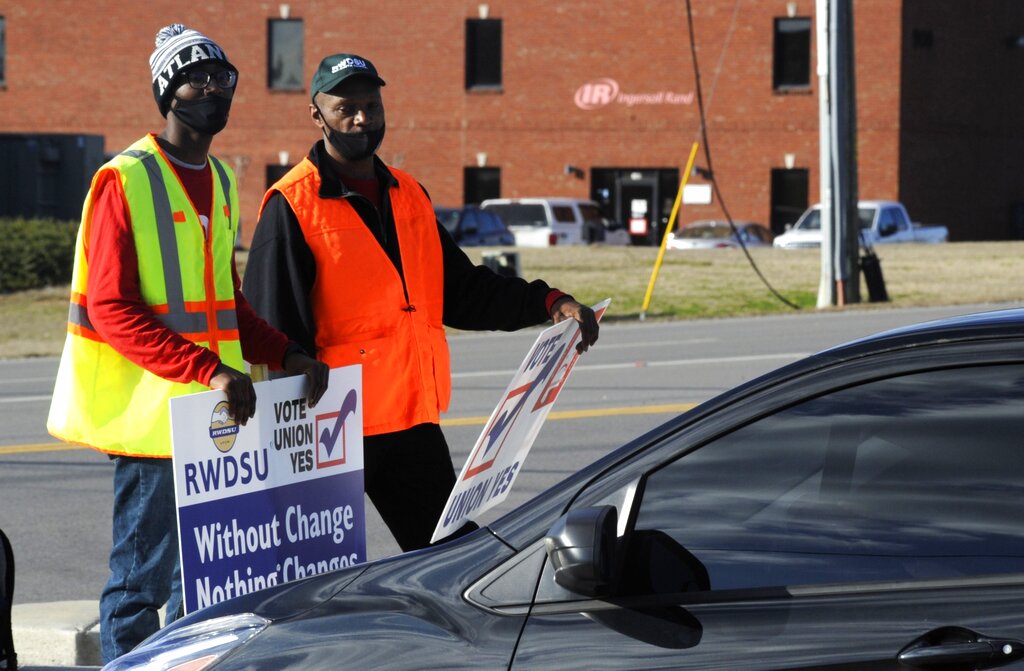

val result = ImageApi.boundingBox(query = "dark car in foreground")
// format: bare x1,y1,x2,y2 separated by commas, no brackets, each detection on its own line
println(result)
108,308,1024,670
435,206,516,246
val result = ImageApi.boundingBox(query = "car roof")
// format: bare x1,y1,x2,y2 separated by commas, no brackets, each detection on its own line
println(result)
696,307,1024,411
480,198,599,207
685,220,759,228
808,200,900,210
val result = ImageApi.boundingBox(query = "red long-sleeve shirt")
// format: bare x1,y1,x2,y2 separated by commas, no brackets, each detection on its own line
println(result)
86,165,290,386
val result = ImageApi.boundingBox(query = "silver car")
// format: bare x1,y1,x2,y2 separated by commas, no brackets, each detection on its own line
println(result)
667,220,774,249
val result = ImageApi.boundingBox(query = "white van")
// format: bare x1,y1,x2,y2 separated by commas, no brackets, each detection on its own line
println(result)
479,197,628,247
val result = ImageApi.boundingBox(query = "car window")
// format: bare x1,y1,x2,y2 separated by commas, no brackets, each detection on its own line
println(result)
857,207,875,230
632,364,1024,592
877,207,906,233
750,226,771,242
479,212,502,235
483,204,547,227
461,210,481,233
796,210,820,231
552,206,576,223
435,209,460,234
680,224,731,240
877,208,893,232
578,204,604,226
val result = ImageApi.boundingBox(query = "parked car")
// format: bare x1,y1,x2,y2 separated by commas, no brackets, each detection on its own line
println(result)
434,206,515,246
666,220,773,249
480,197,628,247
106,308,1024,671
773,200,949,249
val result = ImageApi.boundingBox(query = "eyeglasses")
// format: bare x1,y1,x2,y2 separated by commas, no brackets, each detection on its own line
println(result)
184,69,238,90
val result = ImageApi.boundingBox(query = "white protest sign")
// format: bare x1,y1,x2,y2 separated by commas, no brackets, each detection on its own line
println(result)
170,365,364,614
431,299,611,543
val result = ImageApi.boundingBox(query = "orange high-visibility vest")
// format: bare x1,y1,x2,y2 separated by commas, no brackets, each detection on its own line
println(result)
261,159,450,435
48,134,244,457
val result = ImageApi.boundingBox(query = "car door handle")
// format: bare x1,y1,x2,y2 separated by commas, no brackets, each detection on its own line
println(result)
898,626,1024,669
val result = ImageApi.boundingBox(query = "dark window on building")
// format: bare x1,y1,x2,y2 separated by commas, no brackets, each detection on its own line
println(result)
464,167,500,204
466,19,502,90
268,18,304,91
266,164,293,190
912,29,933,49
773,17,812,90
0,17,6,86
770,168,809,234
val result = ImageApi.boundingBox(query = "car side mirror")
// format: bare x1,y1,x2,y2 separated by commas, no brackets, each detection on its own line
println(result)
544,505,618,597
784,223,793,231
879,221,897,236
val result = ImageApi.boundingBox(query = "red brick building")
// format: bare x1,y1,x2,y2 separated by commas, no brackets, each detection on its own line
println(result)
1,0,1022,244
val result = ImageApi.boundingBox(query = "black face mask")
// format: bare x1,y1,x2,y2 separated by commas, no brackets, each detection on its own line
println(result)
323,122,386,161
171,95,232,135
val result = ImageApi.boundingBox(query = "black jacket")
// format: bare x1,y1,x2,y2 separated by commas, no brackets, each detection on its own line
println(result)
241,141,556,357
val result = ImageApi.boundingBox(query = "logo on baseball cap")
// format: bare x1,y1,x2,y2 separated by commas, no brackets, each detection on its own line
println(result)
311,53,386,99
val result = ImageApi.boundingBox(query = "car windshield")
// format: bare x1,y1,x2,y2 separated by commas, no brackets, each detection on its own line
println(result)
796,210,821,231
796,208,875,231
680,223,733,240
435,209,460,234
578,204,605,226
857,207,875,229
483,204,547,227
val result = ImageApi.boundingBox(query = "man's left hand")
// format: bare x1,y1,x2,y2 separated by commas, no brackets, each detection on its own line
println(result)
550,298,599,354
284,351,330,407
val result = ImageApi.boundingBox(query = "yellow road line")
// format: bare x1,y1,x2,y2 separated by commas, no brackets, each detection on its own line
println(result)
0,442,88,455
0,403,698,454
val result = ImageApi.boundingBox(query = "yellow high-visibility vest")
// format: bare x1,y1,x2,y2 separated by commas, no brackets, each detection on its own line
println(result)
47,134,244,457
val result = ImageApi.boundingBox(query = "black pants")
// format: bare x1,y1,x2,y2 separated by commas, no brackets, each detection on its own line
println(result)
363,423,476,552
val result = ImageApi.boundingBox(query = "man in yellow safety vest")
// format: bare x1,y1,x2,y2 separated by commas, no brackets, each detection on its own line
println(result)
46,24,328,663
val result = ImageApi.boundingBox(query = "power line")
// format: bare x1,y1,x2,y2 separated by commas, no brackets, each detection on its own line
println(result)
684,0,801,310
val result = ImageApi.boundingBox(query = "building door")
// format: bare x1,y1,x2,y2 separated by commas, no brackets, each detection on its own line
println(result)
770,168,809,235
592,168,679,245
617,179,658,245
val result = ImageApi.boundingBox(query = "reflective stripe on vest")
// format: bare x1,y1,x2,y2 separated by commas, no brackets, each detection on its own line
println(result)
260,160,450,436
47,134,244,457
66,148,240,347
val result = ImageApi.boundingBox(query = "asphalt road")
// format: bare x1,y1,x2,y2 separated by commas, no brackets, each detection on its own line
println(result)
0,302,1008,606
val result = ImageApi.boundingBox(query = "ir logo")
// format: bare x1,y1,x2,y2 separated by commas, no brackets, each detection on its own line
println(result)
574,78,620,110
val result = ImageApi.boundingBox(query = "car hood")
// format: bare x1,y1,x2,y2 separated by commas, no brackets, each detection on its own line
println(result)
165,527,516,631
773,228,821,247
152,531,522,670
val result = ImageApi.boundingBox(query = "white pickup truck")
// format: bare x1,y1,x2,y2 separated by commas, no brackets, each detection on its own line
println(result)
773,200,948,249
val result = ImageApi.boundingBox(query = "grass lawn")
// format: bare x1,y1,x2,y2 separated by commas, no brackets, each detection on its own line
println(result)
3,242,1022,358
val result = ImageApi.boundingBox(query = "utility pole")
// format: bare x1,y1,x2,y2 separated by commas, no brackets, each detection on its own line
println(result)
816,0,860,307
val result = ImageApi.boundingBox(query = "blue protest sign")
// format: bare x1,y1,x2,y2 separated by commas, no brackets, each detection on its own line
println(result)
171,366,364,613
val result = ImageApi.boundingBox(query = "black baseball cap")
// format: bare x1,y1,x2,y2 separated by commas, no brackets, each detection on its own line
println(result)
310,53,386,100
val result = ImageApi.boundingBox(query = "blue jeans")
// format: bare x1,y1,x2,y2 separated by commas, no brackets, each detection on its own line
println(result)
100,456,182,663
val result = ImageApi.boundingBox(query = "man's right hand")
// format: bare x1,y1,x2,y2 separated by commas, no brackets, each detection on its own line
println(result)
208,364,257,425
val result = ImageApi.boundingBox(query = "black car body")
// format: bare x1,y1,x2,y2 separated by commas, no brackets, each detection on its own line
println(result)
109,308,1024,670
435,206,516,246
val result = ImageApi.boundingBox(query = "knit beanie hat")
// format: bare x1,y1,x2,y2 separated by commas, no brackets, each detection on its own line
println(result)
149,24,236,117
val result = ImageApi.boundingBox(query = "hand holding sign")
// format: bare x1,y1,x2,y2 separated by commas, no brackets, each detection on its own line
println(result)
549,297,600,354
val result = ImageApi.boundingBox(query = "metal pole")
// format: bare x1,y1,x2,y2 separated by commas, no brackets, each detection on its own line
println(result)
640,141,700,320
816,0,835,308
832,0,860,304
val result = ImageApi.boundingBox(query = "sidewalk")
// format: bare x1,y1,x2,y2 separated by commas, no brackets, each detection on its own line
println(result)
12,601,102,669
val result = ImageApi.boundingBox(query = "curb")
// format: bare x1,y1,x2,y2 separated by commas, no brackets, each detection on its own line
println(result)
12,601,102,669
